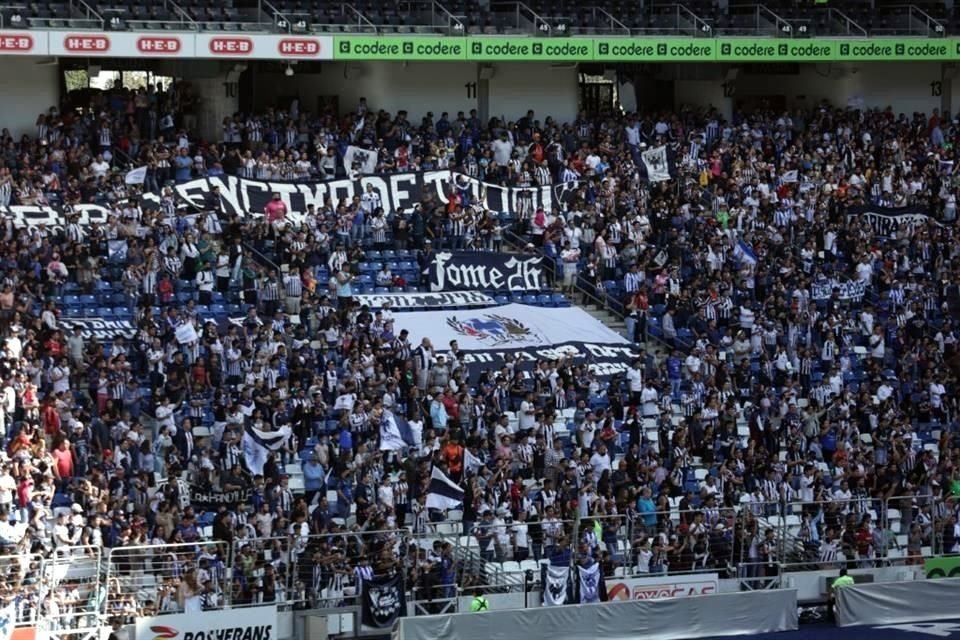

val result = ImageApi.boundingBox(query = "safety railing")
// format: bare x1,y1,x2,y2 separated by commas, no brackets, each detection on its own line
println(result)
104,541,231,617
229,534,297,608
1,552,45,625
44,545,104,633
15,492,953,627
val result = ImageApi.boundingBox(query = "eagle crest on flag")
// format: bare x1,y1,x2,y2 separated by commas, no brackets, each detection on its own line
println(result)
446,314,537,345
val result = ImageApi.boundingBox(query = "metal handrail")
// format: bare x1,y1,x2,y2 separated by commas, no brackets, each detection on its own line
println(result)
490,1,544,33
344,3,377,33
431,0,465,33
827,7,869,37
756,4,793,36
567,6,629,36
166,0,199,30
262,0,295,32
898,3,946,37
73,0,104,27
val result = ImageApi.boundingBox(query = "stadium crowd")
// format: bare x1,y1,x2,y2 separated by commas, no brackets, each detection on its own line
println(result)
0,80,956,623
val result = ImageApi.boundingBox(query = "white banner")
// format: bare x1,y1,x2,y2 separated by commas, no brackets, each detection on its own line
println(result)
543,565,571,606
394,303,627,350
641,145,673,183
354,291,495,310
343,145,378,174
606,573,718,601
811,278,867,301
134,605,277,640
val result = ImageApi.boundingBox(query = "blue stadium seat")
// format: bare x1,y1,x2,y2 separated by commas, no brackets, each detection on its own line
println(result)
495,295,510,305
551,293,571,307
381,250,396,260
521,294,538,306
64,295,81,307
537,294,554,307
97,307,114,318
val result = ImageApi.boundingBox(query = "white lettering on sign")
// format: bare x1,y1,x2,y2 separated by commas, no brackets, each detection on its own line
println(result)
209,38,252,54
65,36,109,52
0,35,31,51
875,624,960,637
138,37,181,53
278,39,319,55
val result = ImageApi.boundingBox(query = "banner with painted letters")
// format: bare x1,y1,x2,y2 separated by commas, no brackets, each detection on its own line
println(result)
134,604,277,640
428,252,549,292
811,278,867,302
354,290,496,310
188,487,253,509
460,341,643,383
850,205,943,238
141,171,579,220
0,171,578,227
59,317,137,342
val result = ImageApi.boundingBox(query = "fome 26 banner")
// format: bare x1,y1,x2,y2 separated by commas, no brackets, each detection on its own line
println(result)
0,170,579,227
428,252,550,293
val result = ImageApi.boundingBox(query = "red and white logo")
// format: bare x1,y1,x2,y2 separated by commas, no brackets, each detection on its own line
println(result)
207,37,253,55
277,38,320,56
63,35,110,53
0,35,33,52
137,36,181,54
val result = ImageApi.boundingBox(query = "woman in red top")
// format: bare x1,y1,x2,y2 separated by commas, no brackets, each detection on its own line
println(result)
41,399,61,438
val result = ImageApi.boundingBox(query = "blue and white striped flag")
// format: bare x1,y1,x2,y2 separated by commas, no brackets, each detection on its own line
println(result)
379,411,416,451
242,424,292,475
425,466,464,511
733,239,758,267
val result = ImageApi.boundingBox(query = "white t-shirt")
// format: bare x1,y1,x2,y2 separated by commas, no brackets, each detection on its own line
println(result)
90,160,110,178
626,367,642,392
518,400,536,430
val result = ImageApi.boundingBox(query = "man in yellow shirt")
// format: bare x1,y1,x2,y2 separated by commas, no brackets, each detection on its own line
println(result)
832,568,855,589
828,569,854,622
470,592,490,612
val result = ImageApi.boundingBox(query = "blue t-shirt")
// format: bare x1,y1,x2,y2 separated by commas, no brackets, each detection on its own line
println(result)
174,154,193,182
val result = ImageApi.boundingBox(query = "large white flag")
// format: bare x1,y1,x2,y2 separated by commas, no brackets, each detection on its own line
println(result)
124,166,148,185
379,411,414,451
641,145,673,183
578,562,604,603
464,448,484,474
342,145,378,174
542,565,570,606
425,466,464,511
242,424,292,475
